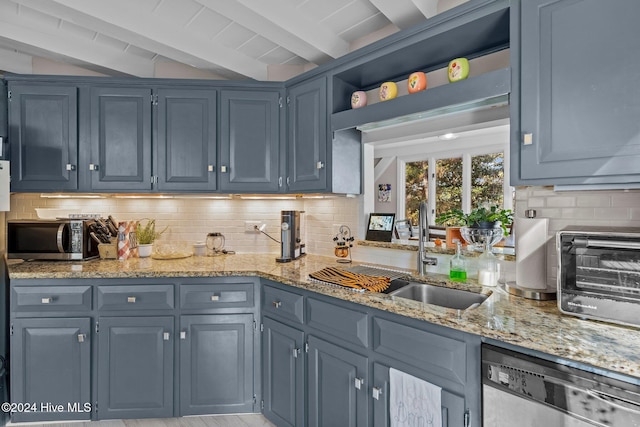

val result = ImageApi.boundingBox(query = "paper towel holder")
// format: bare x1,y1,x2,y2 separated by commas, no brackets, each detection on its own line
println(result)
501,210,557,301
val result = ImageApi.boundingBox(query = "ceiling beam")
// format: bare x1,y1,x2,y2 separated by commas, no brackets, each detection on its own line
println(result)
410,0,439,19
193,0,332,65
368,0,429,29
12,0,268,79
232,0,350,59
0,2,155,76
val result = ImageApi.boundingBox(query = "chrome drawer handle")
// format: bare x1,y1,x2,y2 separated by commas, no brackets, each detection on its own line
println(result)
355,377,364,390
127,296,136,303
180,331,187,340
210,294,219,301
163,332,170,341
272,301,282,308
77,334,86,343
292,348,301,359
41,297,52,304
372,386,382,400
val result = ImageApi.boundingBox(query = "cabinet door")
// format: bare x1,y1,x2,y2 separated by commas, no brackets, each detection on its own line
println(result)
262,317,304,427
220,90,281,192
156,88,217,191
518,0,640,184
97,316,173,419
371,362,465,427
307,335,368,427
179,314,254,415
89,87,152,191
8,84,78,191
11,318,91,422
286,77,328,192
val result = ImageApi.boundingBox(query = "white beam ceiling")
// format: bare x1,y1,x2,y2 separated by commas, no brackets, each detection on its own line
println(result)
0,0,455,80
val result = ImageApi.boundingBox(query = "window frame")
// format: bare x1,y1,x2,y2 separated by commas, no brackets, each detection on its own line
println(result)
397,139,511,227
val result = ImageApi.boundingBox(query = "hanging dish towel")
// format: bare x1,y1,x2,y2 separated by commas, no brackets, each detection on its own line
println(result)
389,368,442,427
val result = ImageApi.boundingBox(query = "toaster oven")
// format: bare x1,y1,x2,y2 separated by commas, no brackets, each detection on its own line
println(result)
557,227,640,328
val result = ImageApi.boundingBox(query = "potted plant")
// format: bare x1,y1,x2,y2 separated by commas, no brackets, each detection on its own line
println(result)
136,219,168,257
436,204,513,236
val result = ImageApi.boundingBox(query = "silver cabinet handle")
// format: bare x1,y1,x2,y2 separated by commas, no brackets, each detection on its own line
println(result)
354,377,364,390
41,297,52,304
523,133,533,146
77,334,86,343
272,301,281,308
220,165,228,173
316,161,325,169
286,177,290,186
208,165,214,172
180,331,187,340
210,294,219,301
292,348,300,358
163,332,170,341
127,296,136,303
66,164,76,171
89,163,100,171
372,386,382,400
278,177,283,187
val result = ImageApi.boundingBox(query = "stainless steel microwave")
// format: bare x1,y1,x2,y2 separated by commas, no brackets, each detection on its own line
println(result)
8,219,99,260
557,227,640,328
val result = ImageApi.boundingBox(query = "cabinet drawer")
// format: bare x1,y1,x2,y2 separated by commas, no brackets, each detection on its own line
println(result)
373,317,467,386
97,285,174,310
180,282,254,310
307,297,368,347
262,285,304,324
12,286,92,312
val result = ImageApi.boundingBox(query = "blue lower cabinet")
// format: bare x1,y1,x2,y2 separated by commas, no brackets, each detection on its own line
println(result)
179,314,255,415
262,316,305,427
307,335,368,427
10,318,91,423
97,316,174,419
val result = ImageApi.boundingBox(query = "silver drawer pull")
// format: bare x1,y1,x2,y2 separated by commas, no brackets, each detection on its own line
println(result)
127,296,136,303
317,161,325,169
180,331,187,340
372,386,382,400
66,164,76,171
89,163,100,171
293,348,300,359
354,377,364,390
210,294,219,301
77,334,86,343
272,301,282,308
41,297,52,304
208,165,214,172
220,165,228,173
163,332,170,341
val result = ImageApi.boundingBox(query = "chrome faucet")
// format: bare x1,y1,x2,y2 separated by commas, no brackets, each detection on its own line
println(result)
417,200,429,275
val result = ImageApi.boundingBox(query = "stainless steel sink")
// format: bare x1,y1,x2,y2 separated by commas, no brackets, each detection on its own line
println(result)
388,282,488,310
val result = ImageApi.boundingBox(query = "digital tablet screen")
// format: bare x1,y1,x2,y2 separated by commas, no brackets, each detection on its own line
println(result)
365,213,396,242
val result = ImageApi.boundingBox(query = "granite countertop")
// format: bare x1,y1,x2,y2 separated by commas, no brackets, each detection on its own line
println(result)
7,253,640,380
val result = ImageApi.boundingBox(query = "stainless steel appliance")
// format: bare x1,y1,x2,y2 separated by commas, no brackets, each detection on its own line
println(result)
557,226,640,328
8,219,99,260
276,210,304,263
483,344,640,427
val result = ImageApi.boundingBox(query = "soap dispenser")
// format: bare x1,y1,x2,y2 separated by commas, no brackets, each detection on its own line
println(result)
449,239,467,282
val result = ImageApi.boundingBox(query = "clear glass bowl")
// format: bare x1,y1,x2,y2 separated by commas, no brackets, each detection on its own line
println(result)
460,227,504,248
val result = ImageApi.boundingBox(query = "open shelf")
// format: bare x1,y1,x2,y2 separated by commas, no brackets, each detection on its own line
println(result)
331,68,510,131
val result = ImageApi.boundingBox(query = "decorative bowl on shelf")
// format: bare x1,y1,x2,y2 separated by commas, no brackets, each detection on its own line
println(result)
460,227,504,248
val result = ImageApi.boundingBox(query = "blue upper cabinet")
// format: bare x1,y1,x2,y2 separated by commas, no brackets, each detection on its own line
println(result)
219,89,282,193
8,84,79,191
286,77,328,193
512,0,640,185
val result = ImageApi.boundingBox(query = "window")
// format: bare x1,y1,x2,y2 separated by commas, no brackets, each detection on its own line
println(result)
396,128,512,227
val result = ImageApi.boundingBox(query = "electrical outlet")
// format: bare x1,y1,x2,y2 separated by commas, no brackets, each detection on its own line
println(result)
245,221,262,232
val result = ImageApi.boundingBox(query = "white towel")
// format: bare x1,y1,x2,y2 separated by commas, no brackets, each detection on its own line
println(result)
389,368,442,427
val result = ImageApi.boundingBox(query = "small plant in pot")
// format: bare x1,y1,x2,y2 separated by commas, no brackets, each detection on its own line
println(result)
436,204,513,236
136,219,168,258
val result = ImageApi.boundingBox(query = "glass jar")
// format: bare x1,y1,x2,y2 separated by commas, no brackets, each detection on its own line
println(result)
477,241,498,286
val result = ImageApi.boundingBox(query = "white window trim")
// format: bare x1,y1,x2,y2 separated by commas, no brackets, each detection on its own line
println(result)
396,140,511,226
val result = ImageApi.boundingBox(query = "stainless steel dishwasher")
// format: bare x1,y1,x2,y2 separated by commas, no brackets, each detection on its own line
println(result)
482,344,640,426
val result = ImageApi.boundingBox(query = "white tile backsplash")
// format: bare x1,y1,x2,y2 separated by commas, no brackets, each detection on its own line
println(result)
7,186,640,289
